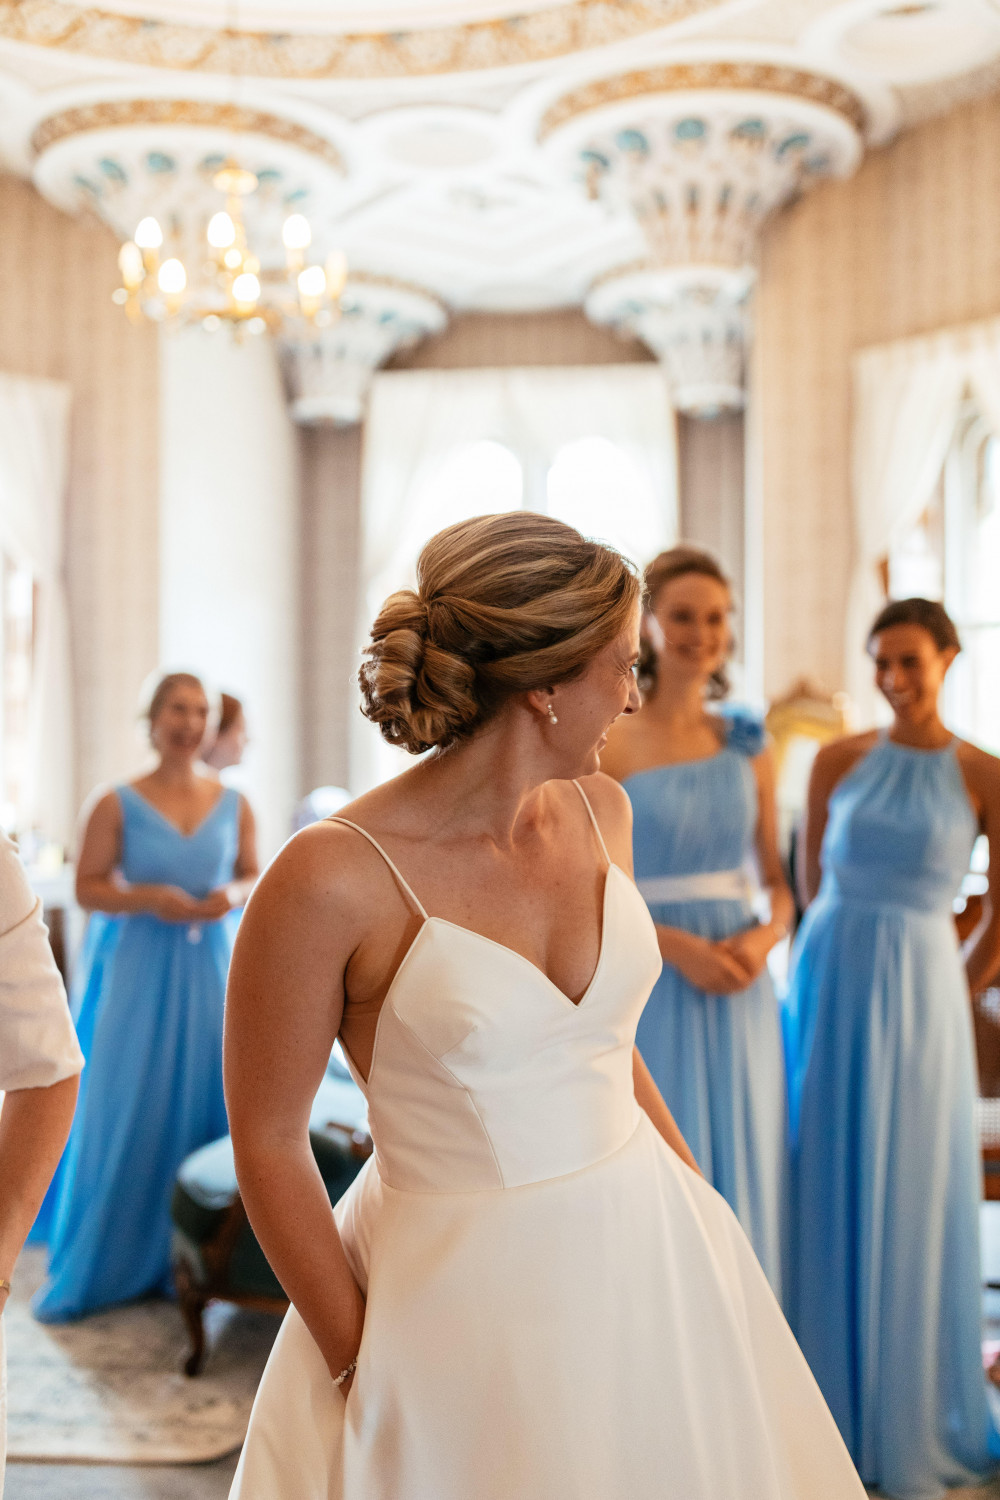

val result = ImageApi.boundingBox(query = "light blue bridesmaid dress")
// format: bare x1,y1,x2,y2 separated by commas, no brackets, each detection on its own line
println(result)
33,784,238,1321
625,709,786,1296
784,735,998,1497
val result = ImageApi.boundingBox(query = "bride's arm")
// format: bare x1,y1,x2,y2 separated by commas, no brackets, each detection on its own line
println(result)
632,1050,702,1175
224,825,368,1388
578,774,703,1177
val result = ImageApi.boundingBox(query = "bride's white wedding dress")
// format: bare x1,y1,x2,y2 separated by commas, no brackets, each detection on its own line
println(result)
231,786,864,1499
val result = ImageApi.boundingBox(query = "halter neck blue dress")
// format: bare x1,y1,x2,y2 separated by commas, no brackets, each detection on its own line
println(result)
33,784,238,1321
784,736,997,1497
625,709,786,1296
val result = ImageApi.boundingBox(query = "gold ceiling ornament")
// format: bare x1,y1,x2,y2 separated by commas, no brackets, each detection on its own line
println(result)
31,99,345,173
539,61,868,140
344,268,448,316
0,0,732,80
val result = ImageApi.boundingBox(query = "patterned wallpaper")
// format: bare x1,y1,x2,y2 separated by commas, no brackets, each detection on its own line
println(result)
755,89,1000,703
0,175,159,829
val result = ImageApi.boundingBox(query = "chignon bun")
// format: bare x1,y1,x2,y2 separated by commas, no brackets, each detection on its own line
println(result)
360,512,640,755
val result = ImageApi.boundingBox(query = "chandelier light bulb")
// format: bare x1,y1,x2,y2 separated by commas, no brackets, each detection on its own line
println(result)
134,216,163,250
118,240,144,288
325,250,349,299
207,211,237,249
282,214,311,251
223,247,243,270
297,265,326,300
232,271,261,306
157,258,187,296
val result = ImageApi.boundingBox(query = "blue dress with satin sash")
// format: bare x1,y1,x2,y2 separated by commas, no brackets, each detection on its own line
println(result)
784,736,997,1497
33,784,237,1321
625,709,786,1296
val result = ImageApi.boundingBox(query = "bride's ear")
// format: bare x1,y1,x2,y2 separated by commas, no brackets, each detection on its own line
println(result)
524,686,555,719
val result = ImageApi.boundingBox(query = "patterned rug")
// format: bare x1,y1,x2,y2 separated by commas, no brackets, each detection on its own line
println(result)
6,1248,279,1464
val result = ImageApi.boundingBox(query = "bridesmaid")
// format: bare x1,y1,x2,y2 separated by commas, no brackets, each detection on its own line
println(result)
602,546,793,1293
785,597,1000,1496
33,672,259,1320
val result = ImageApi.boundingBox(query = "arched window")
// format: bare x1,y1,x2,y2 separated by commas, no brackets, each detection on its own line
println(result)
372,439,523,608
888,402,1000,751
545,436,669,566
412,439,523,540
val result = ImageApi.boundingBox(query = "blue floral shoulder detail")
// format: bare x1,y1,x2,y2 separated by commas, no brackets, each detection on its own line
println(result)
716,704,767,758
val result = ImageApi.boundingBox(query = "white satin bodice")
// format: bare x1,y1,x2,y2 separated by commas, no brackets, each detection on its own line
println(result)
335,806,663,1195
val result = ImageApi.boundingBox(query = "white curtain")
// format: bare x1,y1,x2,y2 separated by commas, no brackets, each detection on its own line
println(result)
355,364,678,791
848,316,1000,722
0,373,73,848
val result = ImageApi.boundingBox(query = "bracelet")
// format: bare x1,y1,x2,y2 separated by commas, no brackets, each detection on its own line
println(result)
333,1357,357,1388
0,1278,11,1296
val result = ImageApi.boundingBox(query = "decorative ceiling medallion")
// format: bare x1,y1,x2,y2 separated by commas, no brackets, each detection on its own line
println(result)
344,268,448,315
281,272,448,427
31,99,345,173
0,0,734,79
539,62,868,139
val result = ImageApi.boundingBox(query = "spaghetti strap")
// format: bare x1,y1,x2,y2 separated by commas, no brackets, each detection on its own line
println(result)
572,781,611,868
329,817,429,920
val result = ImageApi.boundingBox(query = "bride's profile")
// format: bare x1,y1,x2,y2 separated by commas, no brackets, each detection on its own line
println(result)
224,512,864,1498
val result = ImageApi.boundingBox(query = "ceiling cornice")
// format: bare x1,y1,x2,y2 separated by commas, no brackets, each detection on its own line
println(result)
31,97,346,169
0,0,736,80
539,59,869,139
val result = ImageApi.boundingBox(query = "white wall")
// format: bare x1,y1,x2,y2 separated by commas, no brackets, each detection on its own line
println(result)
159,327,300,861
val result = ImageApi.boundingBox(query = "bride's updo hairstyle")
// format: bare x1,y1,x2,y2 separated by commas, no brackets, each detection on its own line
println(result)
360,512,640,754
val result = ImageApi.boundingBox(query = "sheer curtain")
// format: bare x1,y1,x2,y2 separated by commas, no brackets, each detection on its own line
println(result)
0,373,73,847
355,364,677,791
848,317,1000,722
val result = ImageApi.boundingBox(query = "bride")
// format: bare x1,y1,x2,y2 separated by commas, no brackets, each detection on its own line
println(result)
224,512,863,1499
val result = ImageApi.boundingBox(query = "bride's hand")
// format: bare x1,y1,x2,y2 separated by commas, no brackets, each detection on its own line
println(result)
325,1350,359,1398
658,928,754,995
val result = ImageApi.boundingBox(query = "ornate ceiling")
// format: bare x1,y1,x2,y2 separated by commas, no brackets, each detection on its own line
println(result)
1,0,998,415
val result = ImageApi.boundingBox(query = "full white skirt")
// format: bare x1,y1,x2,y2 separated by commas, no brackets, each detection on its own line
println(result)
231,1115,863,1499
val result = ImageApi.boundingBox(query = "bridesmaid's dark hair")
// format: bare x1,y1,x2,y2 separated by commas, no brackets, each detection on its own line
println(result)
867,598,961,656
639,546,733,701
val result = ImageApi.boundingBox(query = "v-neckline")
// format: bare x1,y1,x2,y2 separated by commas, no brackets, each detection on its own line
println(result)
427,861,615,1014
125,784,227,840
342,864,622,1092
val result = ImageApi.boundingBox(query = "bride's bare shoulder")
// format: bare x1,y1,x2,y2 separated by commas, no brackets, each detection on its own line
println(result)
574,772,632,831
247,814,395,930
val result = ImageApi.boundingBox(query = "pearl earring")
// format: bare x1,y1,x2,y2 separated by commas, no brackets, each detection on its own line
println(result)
547,703,559,725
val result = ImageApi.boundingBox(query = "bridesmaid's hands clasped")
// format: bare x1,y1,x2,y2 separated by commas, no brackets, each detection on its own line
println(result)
658,928,754,995
718,925,779,987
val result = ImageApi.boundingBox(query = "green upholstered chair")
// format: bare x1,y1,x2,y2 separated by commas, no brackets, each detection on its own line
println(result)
171,1063,371,1375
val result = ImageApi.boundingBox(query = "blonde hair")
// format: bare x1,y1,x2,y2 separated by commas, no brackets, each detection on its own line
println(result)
639,545,733,700
360,512,640,754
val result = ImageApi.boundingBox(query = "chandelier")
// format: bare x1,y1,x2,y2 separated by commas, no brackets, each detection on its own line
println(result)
112,158,348,335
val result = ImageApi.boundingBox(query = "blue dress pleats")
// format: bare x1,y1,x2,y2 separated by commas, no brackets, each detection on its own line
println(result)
784,737,998,1497
32,785,238,1321
625,711,786,1297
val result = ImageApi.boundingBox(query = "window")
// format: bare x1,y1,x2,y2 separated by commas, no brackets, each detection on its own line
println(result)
0,552,36,834
399,439,523,560
546,436,666,566
888,402,1000,751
